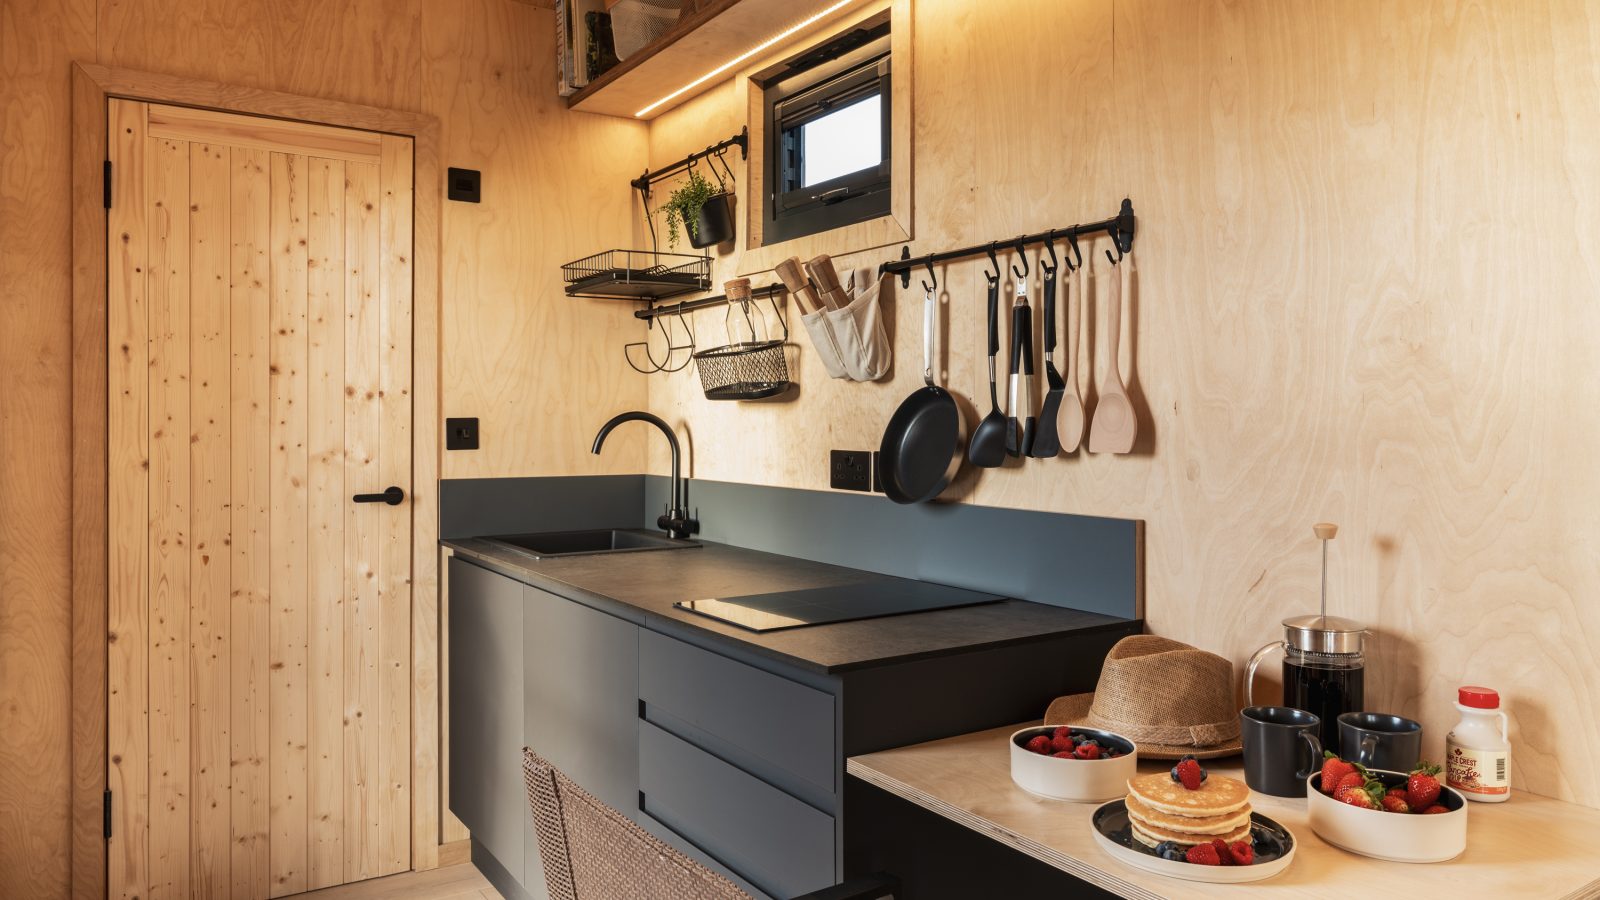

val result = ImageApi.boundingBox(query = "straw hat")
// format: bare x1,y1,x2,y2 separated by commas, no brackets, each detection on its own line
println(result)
1045,635,1242,760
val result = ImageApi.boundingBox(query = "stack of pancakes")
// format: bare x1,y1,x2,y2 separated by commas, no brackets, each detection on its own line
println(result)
1124,771,1252,848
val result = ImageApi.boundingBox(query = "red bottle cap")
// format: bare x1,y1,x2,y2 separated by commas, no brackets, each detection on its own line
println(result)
1458,686,1500,709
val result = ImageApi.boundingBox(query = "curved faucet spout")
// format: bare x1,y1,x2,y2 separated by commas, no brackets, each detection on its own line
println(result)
591,411,696,539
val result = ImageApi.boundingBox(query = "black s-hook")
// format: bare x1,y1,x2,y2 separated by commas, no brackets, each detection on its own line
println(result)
1011,237,1029,281
985,242,1001,286
921,258,937,294
1040,230,1058,277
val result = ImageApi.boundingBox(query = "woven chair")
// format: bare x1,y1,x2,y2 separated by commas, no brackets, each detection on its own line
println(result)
523,747,897,900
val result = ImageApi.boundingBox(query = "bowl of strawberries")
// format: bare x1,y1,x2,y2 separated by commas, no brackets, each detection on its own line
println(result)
1306,754,1468,863
1010,725,1138,802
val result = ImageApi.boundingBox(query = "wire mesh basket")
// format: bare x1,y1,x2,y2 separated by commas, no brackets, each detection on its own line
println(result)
692,289,792,401
562,249,711,300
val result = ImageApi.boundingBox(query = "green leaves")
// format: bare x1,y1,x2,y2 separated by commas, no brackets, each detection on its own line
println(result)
661,169,719,248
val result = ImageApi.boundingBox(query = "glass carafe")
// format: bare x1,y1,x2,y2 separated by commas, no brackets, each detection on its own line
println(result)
1245,615,1367,752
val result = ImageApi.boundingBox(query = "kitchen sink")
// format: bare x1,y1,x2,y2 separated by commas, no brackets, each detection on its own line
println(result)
483,529,700,559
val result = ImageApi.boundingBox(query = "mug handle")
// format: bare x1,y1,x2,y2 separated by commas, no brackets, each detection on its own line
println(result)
1295,729,1324,780
1356,732,1378,765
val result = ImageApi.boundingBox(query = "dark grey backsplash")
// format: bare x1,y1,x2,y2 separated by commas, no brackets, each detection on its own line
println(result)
440,476,1141,620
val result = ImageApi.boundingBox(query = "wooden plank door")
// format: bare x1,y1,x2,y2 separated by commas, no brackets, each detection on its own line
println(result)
106,99,414,900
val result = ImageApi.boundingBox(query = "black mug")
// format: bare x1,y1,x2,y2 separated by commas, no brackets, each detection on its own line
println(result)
1338,712,1423,773
1241,707,1323,797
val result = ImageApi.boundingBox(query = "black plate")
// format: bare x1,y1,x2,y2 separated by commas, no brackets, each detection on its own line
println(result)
1092,800,1295,863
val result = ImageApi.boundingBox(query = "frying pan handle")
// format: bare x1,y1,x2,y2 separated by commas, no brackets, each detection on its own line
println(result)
986,279,999,357
1042,267,1057,353
921,288,936,386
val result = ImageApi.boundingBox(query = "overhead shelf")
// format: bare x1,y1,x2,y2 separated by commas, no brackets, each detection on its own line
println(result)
568,0,870,120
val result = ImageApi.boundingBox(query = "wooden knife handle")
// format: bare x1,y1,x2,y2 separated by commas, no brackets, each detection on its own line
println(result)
774,257,820,314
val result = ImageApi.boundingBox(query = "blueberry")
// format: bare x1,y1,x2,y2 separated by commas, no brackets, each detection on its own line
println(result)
1080,739,1099,748
1154,840,1186,862
1170,765,1182,782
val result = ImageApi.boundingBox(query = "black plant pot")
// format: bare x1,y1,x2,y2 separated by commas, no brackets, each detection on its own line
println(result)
689,192,735,249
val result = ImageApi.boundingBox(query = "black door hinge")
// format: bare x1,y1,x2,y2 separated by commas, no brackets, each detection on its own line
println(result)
104,789,112,839
103,161,112,209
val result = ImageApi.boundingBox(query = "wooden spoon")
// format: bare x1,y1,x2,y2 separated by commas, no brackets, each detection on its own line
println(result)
1059,262,1087,453
1088,251,1137,454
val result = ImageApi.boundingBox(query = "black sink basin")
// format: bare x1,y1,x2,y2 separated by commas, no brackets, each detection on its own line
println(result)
484,529,700,559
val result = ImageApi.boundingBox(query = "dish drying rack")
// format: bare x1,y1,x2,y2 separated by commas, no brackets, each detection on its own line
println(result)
562,249,711,301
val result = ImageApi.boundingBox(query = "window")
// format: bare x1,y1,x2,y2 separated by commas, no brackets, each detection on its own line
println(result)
761,18,892,245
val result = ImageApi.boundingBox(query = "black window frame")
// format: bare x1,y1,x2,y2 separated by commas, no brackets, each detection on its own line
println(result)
761,20,892,246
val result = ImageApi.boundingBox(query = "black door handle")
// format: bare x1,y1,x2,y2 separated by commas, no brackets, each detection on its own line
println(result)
352,486,405,506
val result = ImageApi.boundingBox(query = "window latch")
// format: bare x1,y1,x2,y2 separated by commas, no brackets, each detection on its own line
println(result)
812,187,854,205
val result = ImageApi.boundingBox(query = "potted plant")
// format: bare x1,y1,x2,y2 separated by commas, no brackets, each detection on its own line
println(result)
662,168,734,249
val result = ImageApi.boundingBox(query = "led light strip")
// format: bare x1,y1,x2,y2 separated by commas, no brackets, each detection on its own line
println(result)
634,0,858,118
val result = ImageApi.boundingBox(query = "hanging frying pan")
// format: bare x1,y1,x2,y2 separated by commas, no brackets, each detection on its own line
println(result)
879,274,965,503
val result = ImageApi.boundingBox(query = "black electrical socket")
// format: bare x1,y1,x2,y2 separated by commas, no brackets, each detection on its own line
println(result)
830,450,872,492
446,417,479,450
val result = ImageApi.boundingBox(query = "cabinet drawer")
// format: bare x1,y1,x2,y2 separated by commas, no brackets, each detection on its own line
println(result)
639,721,834,899
640,629,835,793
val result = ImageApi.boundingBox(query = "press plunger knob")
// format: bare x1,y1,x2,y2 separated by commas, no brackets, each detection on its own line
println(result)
1313,523,1338,540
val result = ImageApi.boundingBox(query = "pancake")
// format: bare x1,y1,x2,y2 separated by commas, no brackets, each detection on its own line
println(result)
1126,771,1251,817
1125,792,1252,834
1129,818,1253,848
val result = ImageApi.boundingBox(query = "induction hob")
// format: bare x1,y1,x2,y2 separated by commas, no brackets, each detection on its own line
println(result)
674,580,1007,633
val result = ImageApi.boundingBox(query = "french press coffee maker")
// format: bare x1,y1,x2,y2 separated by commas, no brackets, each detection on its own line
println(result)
1244,523,1368,751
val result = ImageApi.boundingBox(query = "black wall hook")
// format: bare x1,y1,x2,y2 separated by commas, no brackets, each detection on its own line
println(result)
985,243,1001,285
1040,231,1058,275
1011,237,1029,280
921,259,937,294
1066,231,1083,271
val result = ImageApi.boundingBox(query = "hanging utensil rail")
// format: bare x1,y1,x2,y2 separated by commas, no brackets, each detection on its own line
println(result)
630,126,749,197
634,283,786,320
878,198,1136,288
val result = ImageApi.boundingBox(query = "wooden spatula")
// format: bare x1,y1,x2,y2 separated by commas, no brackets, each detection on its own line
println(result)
1060,261,1087,453
1088,251,1137,454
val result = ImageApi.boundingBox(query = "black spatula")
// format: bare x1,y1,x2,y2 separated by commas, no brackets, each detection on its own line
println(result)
1029,262,1063,458
967,276,1008,468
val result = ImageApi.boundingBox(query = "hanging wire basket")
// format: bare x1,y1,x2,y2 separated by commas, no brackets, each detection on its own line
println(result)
692,288,792,401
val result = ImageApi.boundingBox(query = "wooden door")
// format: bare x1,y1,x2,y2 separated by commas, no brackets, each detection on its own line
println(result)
106,99,415,899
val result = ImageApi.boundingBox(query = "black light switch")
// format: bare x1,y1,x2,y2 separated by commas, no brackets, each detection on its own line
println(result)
446,417,479,450
447,167,481,203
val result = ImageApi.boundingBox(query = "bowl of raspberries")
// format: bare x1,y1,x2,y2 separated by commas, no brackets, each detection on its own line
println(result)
1009,725,1137,803
1306,754,1468,863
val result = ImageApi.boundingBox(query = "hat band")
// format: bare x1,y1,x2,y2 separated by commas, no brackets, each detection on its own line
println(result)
1090,712,1240,748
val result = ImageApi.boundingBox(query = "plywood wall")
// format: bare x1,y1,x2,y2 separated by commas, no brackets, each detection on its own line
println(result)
644,0,1600,809
0,1,647,896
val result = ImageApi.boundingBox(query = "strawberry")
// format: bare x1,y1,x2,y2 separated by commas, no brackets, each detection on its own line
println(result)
1210,838,1235,866
1050,733,1075,754
1074,742,1102,760
1228,840,1254,866
1334,771,1367,794
1405,762,1443,810
1319,753,1357,794
1335,784,1378,809
1185,843,1222,866
1025,734,1053,755
1386,787,1407,798
1175,758,1205,790
1422,804,1449,815
1380,793,1411,813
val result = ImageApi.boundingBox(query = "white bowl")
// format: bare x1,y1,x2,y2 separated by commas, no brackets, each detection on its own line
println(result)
1009,726,1138,803
1305,770,1468,863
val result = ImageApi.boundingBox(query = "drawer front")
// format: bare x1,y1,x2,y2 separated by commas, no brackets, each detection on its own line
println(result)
639,721,835,899
640,629,835,793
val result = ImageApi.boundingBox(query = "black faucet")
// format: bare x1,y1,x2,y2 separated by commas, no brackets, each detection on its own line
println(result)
591,411,698,539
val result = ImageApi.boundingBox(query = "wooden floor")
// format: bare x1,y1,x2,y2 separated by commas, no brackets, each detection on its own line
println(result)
290,863,503,900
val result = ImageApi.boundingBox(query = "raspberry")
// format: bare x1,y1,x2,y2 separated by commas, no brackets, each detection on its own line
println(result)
1211,838,1234,866
1052,750,1075,758
1025,734,1053,755
1074,742,1102,760
1228,841,1254,865
1175,758,1205,790
1185,843,1221,866
1050,734,1075,754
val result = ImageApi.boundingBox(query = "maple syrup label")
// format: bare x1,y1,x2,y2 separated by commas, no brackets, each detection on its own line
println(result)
1446,743,1510,795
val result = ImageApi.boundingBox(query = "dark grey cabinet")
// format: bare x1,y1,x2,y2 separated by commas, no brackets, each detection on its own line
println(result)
449,556,639,900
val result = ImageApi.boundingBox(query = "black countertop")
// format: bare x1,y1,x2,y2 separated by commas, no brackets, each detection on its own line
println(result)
443,536,1137,676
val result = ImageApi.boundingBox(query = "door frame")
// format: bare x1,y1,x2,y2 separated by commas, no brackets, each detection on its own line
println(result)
70,62,444,898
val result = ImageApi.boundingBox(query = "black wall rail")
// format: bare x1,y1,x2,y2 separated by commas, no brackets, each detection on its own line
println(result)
631,127,749,197
879,198,1136,288
634,283,785,320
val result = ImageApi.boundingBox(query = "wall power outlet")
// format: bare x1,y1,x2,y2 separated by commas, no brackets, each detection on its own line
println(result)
830,450,873,492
